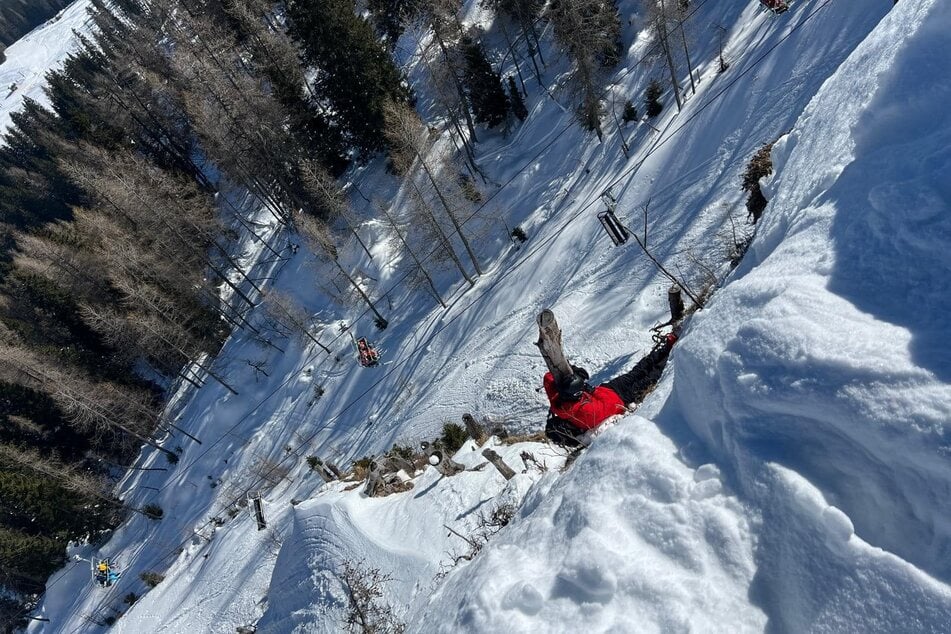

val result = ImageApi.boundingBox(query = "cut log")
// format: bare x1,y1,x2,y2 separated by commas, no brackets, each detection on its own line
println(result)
535,309,573,384
482,448,516,480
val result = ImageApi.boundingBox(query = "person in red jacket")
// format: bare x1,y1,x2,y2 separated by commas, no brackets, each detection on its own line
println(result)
544,332,677,446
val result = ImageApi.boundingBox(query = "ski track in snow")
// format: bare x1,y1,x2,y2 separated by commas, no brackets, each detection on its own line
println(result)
19,0,951,632
0,0,92,136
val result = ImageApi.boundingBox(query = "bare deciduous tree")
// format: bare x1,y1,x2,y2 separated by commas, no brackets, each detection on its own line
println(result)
547,0,621,138
0,342,176,460
377,202,447,308
295,213,388,328
339,562,405,634
384,101,483,278
260,290,331,352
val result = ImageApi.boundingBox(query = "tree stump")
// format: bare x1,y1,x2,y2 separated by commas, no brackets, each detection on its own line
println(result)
324,460,343,480
535,309,573,384
482,448,516,480
364,460,383,496
421,442,465,477
668,285,685,322
462,413,488,446
314,461,334,483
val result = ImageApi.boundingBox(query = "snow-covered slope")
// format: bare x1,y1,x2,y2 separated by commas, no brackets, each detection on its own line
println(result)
22,0,951,632
0,0,91,135
670,0,951,626
424,1,951,631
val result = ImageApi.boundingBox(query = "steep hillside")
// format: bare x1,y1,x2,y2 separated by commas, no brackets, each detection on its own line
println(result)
20,0,951,632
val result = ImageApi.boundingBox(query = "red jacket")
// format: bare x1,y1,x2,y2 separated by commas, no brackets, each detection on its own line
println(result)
543,372,626,431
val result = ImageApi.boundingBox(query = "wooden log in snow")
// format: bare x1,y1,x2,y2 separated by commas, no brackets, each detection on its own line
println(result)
482,448,516,480
325,460,343,480
421,442,465,476
462,413,487,446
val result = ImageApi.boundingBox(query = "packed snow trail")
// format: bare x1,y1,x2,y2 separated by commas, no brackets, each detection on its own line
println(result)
0,0,91,136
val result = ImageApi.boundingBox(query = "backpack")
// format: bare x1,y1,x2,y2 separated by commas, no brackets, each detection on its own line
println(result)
545,410,584,448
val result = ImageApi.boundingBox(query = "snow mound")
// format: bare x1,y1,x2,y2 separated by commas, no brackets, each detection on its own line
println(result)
256,440,565,633
667,0,951,628
419,418,766,632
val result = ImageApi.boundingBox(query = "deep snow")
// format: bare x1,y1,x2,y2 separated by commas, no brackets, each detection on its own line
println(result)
17,0,951,632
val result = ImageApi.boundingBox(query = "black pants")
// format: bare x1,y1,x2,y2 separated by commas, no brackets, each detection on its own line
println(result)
602,343,672,405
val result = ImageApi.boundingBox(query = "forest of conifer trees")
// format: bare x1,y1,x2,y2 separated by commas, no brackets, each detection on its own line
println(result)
0,0,681,622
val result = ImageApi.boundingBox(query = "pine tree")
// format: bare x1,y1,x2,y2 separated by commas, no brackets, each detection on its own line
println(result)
286,0,409,157
367,0,417,44
0,525,64,592
460,35,510,128
507,77,528,121
482,0,546,83
547,0,622,138
622,99,638,123
645,78,664,117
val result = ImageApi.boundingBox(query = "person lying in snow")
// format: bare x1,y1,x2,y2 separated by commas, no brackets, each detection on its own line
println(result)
543,331,678,447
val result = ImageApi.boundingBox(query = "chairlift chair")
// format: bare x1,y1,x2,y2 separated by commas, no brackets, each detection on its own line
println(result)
92,558,119,588
247,491,267,531
355,336,381,367
598,208,630,246
759,0,789,13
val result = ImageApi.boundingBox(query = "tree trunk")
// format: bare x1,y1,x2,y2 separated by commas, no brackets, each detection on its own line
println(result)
499,19,532,92
380,205,446,308
333,260,387,327
433,29,478,143
658,0,683,111
679,18,696,95
417,158,483,276
411,182,475,287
